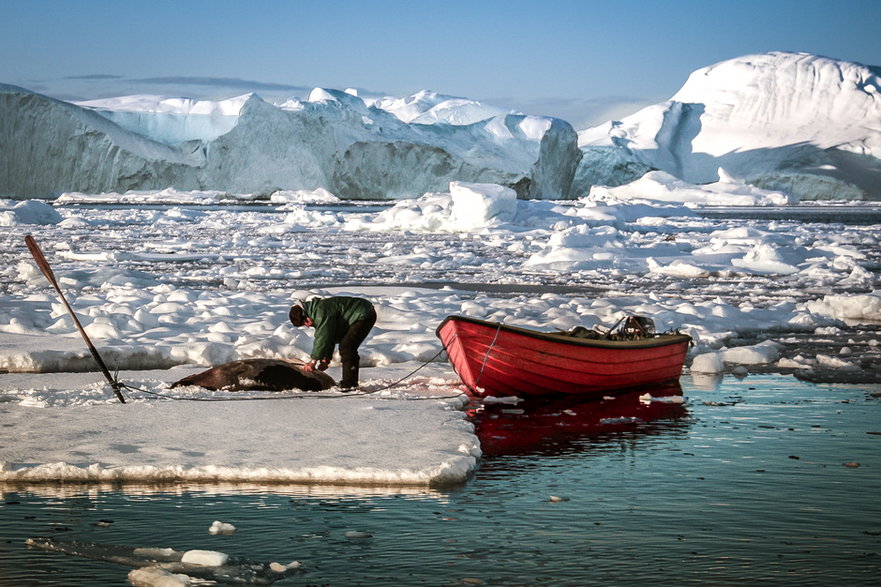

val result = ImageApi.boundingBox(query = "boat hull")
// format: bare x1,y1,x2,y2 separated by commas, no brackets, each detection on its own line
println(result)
436,315,691,398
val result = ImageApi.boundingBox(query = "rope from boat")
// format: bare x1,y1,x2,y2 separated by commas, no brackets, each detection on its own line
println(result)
360,347,447,394
473,324,502,390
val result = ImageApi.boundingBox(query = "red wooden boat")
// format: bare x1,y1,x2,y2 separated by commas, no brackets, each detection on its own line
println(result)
436,315,691,398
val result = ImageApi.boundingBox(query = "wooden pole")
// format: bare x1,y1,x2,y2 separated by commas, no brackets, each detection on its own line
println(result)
24,235,126,403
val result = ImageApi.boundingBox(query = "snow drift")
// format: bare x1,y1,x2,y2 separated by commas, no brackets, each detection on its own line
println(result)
575,52,881,201
0,85,580,200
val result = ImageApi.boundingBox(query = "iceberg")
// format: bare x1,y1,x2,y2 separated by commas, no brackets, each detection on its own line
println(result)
575,52,881,201
0,85,580,200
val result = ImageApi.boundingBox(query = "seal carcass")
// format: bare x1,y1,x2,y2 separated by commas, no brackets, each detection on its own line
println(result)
171,358,335,391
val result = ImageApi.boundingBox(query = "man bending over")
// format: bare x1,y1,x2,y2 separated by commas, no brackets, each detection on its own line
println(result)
289,296,377,390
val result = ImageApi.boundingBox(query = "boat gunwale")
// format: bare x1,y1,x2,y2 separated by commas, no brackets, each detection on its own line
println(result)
436,315,692,350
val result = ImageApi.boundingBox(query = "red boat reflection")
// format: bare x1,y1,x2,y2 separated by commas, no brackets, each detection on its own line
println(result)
468,381,688,456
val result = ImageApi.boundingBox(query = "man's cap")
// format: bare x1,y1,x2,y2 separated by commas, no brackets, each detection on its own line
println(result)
289,305,306,327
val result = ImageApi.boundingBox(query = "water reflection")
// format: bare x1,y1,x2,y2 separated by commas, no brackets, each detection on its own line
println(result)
468,382,690,457
689,372,724,391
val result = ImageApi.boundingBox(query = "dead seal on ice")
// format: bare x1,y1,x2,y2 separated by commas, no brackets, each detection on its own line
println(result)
170,358,335,392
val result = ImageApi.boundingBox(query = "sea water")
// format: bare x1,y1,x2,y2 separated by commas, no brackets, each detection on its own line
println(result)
1,374,879,586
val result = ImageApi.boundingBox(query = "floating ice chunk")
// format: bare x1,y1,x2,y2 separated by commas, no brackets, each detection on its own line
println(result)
639,393,685,404
585,170,790,206
279,206,340,228
481,396,523,405
691,352,725,373
0,200,62,226
57,188,231,205
180,549,229,566
647,257,710,278
651,395,686,404
548,224,619,248
777,357,812,369
523,224,626,269
208,521,236,535
356,192,454,232
271,187,340,204
815,326,842,335
839,265,874,287
722,341,781,364
128,566,191,586
731,243,804,275
450,182,517,229
816,354,860,370
805,294,881,321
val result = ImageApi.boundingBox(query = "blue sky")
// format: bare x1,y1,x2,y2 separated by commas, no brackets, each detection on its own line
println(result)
3,0,880,127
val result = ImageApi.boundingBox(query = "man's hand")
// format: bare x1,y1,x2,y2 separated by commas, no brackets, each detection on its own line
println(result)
303,359,330,373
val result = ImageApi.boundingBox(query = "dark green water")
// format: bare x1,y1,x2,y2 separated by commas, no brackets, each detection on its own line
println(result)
1,374,879,586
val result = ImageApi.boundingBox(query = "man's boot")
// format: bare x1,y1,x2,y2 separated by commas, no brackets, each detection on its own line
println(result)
340,362,359,390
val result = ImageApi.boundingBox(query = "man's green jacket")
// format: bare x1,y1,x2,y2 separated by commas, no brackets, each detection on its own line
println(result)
303,297,374,360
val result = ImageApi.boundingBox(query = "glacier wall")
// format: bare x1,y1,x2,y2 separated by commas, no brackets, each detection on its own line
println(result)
0,85,580,200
